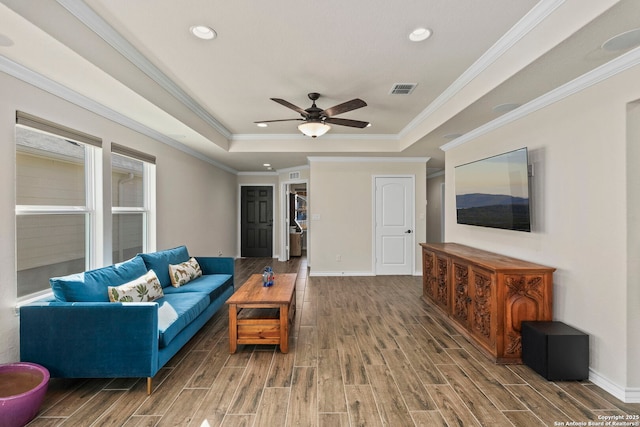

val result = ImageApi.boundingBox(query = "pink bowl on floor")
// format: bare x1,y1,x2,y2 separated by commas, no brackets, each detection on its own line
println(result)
0,362,49,427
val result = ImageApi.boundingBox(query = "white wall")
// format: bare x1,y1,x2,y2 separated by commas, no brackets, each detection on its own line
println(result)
153,143,236,256
626,101,640,389
444,62,640,401
0,72,237,364
427,172,445,243
309,158,427,275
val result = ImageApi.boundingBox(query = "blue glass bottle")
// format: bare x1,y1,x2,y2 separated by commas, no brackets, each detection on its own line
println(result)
263,266,274,287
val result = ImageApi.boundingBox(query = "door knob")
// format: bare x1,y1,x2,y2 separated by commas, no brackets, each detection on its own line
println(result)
405,229,412,234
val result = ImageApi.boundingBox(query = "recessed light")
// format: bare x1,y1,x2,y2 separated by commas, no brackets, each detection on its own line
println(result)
492,103,520,114
409,27,432,42
602,28,640,52
190,25,216,40
257,123,268,128
263,163,271,167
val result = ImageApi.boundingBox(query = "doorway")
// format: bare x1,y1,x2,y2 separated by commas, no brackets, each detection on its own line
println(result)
281,181,308,261
240,186,273,257
374,176,415,275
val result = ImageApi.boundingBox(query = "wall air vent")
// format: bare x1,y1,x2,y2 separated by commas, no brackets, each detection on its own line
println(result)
389,83,417,95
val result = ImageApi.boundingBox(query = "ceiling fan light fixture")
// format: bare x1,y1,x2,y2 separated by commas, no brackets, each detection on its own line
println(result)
298,122,331,138
409,27,432,42
190,25,216,40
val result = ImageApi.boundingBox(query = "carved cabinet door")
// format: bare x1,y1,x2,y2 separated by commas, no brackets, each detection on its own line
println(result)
502,274,550,359
422,250,435,301
469,267,497,352
451,260,471,328
434,255,450,311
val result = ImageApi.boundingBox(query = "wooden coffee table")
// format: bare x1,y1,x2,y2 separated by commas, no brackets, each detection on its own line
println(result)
226,273,297,353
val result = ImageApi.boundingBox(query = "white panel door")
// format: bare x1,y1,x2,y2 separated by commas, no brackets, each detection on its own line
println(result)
375,176,414,275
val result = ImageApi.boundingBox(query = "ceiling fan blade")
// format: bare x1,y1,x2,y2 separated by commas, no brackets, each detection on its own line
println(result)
325,117,370,128
322,99,367,117
270,98,309,116
254,118,304,124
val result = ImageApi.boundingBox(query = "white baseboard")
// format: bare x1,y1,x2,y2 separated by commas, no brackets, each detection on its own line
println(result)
310,270,423,277
589,368,640,403
309,271,375,277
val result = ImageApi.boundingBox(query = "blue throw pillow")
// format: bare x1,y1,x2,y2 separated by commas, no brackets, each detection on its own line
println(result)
138,246,190,288
50,256,148,302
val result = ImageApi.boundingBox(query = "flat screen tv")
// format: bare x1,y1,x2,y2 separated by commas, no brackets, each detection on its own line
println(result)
455,147,531,232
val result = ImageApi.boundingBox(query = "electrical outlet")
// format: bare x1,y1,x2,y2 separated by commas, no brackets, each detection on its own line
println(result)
336,254,341,262
218,250,223,256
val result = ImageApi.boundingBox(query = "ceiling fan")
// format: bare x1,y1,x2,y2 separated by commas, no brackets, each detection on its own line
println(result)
255,92,369,138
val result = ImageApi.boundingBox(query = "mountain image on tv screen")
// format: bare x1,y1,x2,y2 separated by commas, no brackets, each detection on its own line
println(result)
454,148,531,232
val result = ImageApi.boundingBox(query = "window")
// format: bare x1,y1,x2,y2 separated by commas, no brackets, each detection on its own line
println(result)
111,144,156,264
15,113,156,300
15,112,102,299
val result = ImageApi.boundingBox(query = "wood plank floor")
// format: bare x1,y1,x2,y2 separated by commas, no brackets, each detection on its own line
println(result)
27,255,640,426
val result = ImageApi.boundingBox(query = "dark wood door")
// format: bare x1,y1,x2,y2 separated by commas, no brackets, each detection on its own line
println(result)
241,186,273,257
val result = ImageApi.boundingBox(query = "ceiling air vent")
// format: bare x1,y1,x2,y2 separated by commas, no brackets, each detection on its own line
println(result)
389,83,417,95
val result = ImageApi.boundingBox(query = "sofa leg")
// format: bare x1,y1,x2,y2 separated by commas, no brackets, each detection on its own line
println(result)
147,377,152,395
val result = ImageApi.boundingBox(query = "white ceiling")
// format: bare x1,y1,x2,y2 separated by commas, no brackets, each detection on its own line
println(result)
0,0,637,172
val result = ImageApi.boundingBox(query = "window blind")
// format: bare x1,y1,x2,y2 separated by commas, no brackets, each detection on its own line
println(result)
111,142,156,164
16,111,102,148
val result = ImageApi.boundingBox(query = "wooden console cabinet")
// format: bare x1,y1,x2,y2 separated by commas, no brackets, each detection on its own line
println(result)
420,242,555,363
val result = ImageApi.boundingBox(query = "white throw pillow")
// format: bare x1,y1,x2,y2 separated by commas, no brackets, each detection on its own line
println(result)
108,270,164,302
168,257,203,287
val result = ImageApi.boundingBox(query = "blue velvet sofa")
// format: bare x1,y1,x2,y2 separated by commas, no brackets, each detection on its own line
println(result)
19,246,234,394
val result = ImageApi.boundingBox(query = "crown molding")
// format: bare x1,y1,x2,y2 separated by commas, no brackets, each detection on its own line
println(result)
237,171,278,176
231,132,398,141
56,0,232,140
398,0,565,139
427,169,445,179
440,45,640,152
308,156,430,163
0,55,238,175
277,164,310,173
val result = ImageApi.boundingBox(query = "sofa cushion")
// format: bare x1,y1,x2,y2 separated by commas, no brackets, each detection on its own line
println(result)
169,257,203,287
156,292,210,348
108,270,164,302
138,246,190,288
50,256,148,302
162,274,233,303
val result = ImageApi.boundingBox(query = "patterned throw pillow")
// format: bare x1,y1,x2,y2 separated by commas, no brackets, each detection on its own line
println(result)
108,270,164,302
168,257,203,287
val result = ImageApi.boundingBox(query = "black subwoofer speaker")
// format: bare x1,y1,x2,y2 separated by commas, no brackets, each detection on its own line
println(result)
521,321,589,381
